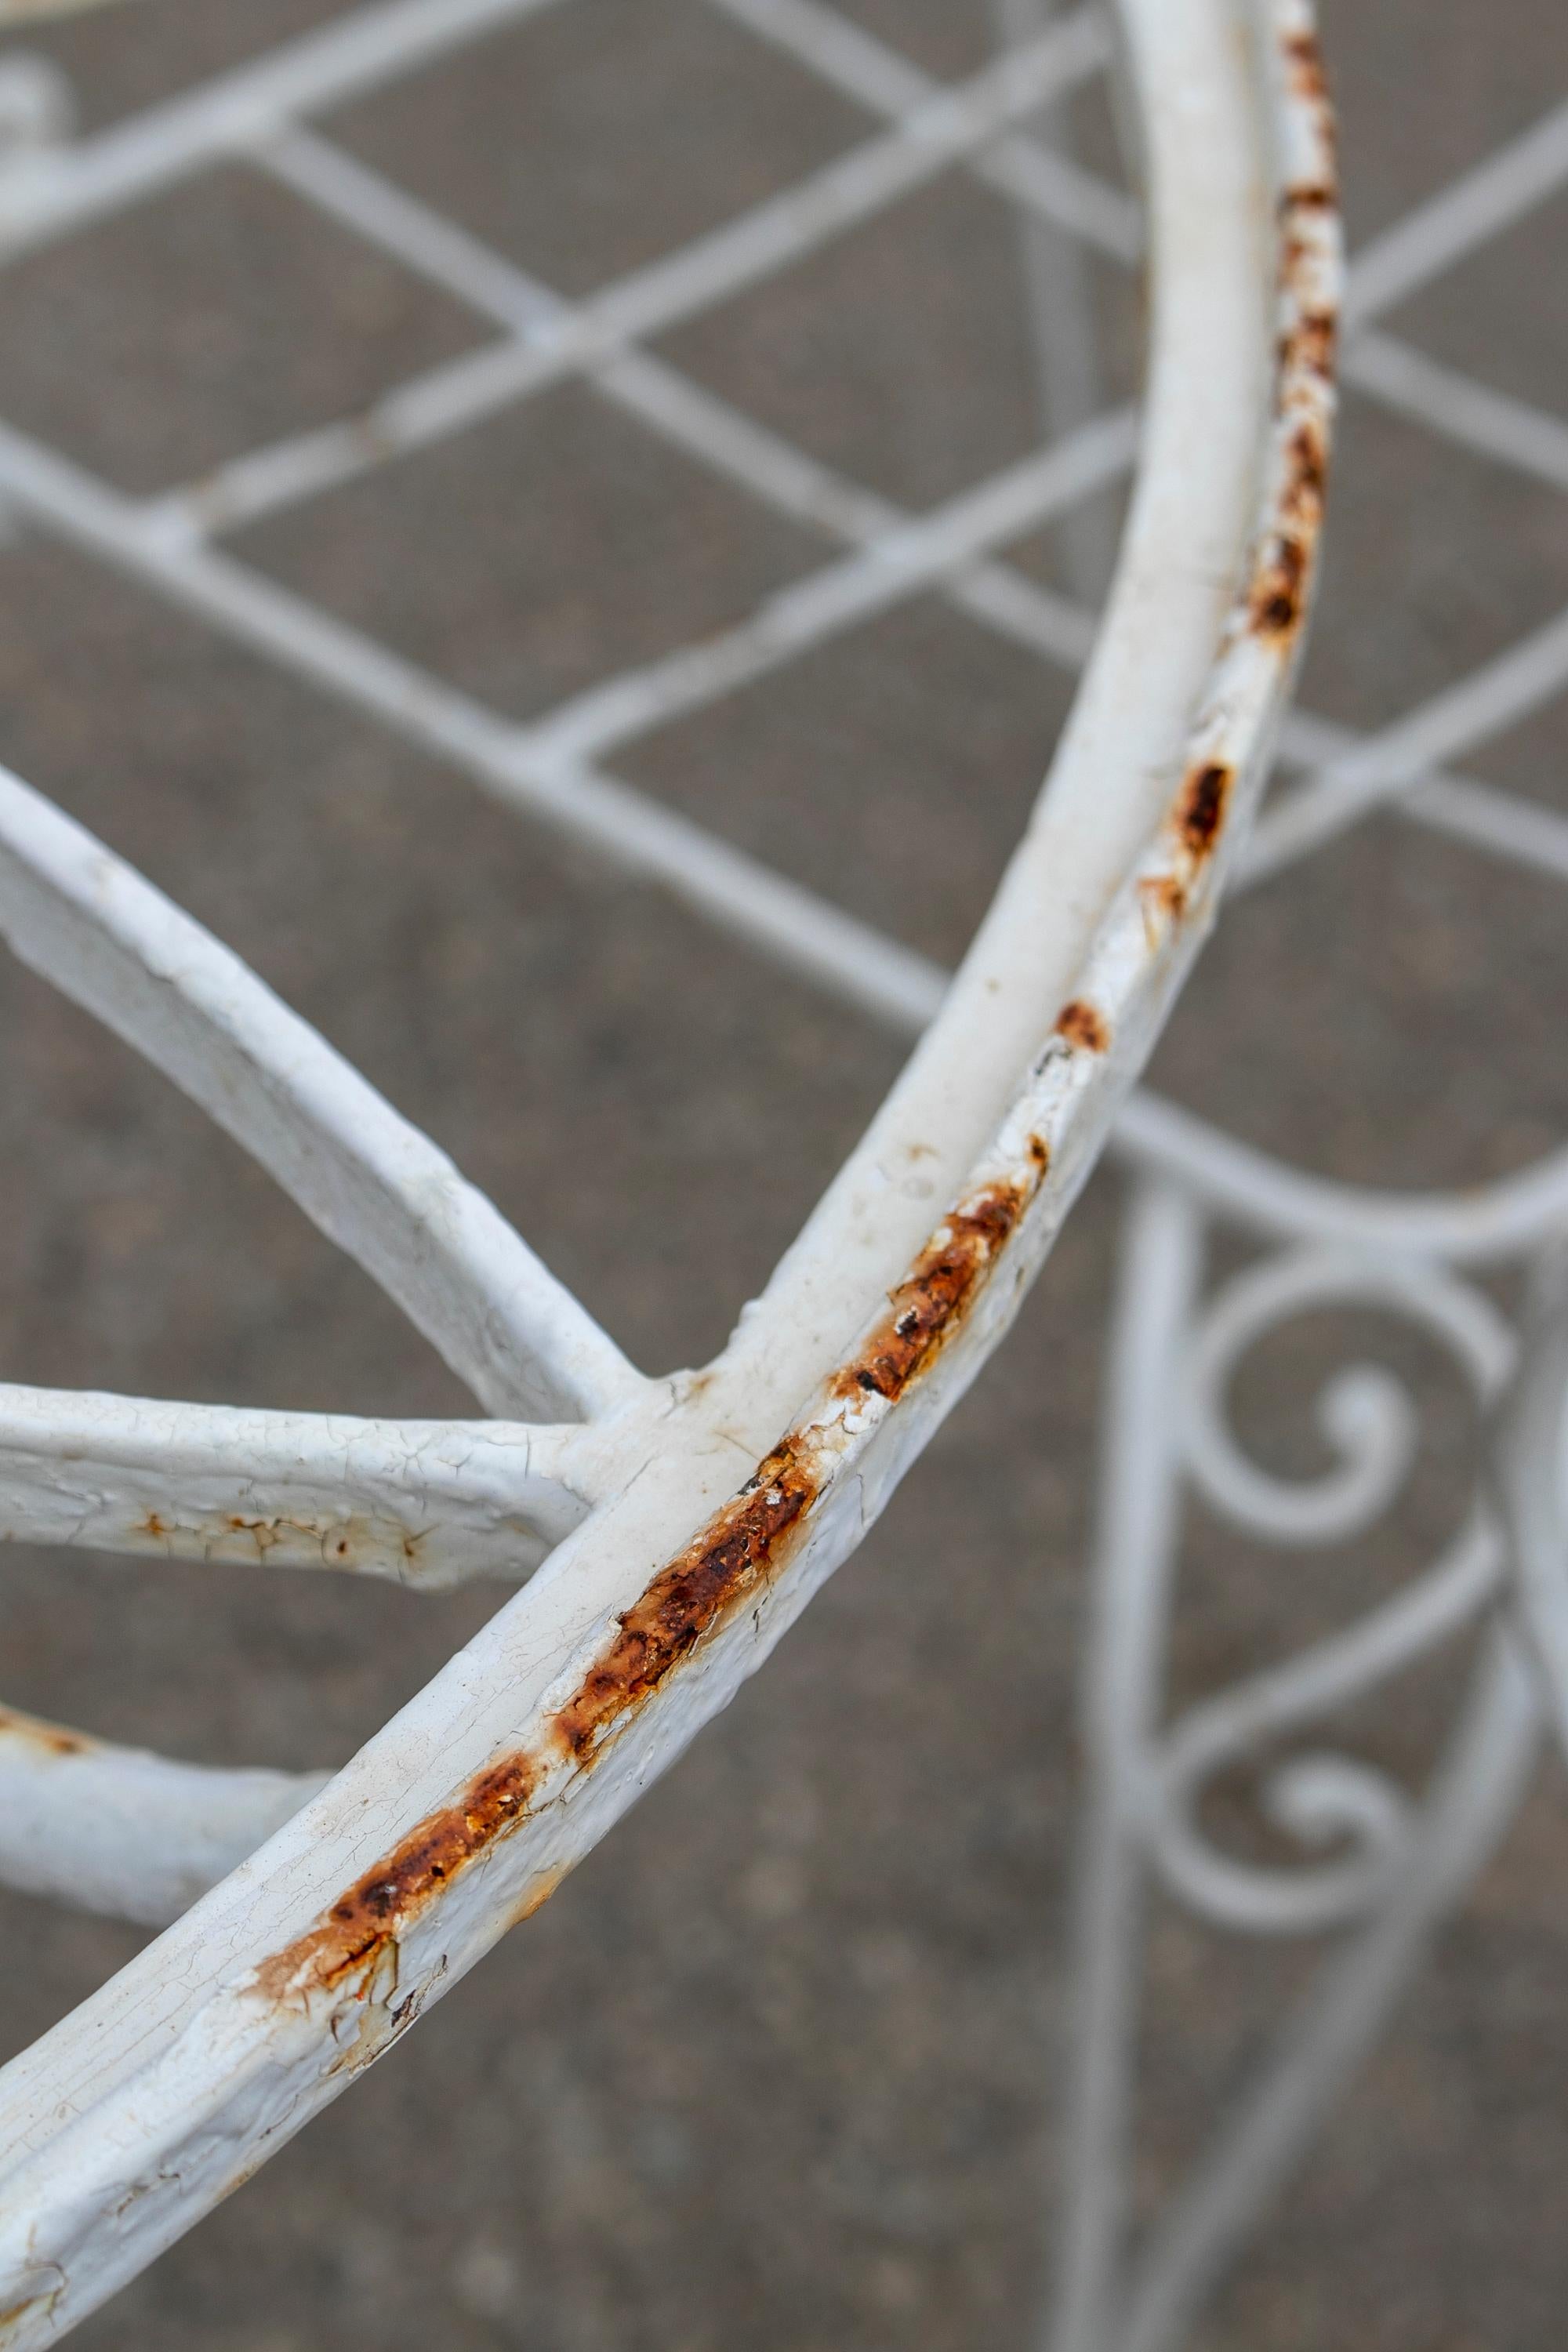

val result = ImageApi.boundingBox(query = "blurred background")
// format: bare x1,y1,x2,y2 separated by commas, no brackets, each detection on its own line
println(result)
0,0,1565,2345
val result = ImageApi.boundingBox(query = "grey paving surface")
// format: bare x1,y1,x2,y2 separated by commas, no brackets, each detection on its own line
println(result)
0,2,1565,2347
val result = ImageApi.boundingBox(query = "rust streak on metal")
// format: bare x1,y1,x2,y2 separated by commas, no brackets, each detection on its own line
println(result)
1056,998,1111,1054
1139,873,1189,937
551,1438,819,1762
1279,308,1337,379
832,1175,1037,1407
136,1506,425,1570
246,1157,1051,2017
1283,29,1331,114
1176,764,1232,859
254,1751,540,2003
223,1514,379,1565
1280,421,1327,517
1279,27,1345,162
1250,530,1308,636
0,1708,89,1760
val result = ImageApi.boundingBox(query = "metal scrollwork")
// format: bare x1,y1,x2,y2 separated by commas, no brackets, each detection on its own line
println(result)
1145,1247,1515,1934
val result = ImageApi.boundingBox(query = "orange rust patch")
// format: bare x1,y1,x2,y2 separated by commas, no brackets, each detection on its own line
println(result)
1283,30,1329,105
1281,181,1334,213
1139,873,1189,938
550,1178,1036,1764
831,1178,1035,1410
1279,309,1338,383
249,1173,1046,2007
255,1750,540,2002
1177,764,1232,859
1056,998,1110,1054
1279,422,1328,524
1250,532,1307,636
0,1708,87,1759
551,1439,819,1763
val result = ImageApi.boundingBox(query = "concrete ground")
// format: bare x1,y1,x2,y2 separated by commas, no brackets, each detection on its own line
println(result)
0,1,1566,2346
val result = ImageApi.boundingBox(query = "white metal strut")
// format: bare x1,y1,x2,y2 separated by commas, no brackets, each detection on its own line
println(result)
0,0,1337,2338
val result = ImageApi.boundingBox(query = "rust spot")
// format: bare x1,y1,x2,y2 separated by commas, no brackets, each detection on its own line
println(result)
1055,998,1110,1054
143,1512,166,1539
1139,873,1188,938
552,1438,819,1763
1250,532,1307,636
1283,30,1328,104
1281,181,1334,213
1177,764,1232,859
1279,309,1338,382
0,1707,88,1759
255,1749,541,2004
249,1167,1047,2016
1279,422,1328,523
830,1178,1033,1410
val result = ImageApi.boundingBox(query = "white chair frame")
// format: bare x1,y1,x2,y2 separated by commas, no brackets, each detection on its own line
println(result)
29,0,1540,2340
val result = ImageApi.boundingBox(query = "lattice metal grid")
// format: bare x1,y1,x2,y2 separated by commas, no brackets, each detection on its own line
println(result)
0,0,1562,2345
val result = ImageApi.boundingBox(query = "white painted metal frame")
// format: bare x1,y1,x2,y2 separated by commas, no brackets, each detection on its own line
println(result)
0,0,1563,2329
0,0,1563,2338
0,0,1341,2336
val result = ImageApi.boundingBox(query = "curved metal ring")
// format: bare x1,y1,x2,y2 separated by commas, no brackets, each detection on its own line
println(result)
0,1,1338,2336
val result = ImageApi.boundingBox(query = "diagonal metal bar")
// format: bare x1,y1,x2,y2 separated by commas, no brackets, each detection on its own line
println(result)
123,68,1568,789
0,1703,328,1928
221,143,1568,902
1277,704,1568,887
125,15,1113,541
5,9,1560,1277
709,0,1141,259
0,0,1316,2313
0,1386,598,1585
1342,96,1568,331
0,2,1559,2341
0,2,137,20
1245,597,1568,881
19,0,1565,589
0,764,645,1422
0,415,949,1028
0,0,568,258
251,121,920,543
5,397,1566,1250
730,0,1568,339
252,120,1106,648
111,78,1568,912
717,0,1568,515
1344,328,1568,494
514,409,1137,766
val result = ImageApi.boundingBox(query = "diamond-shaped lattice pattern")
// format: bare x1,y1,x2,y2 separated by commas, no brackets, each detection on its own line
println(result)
0,1,1565,2346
